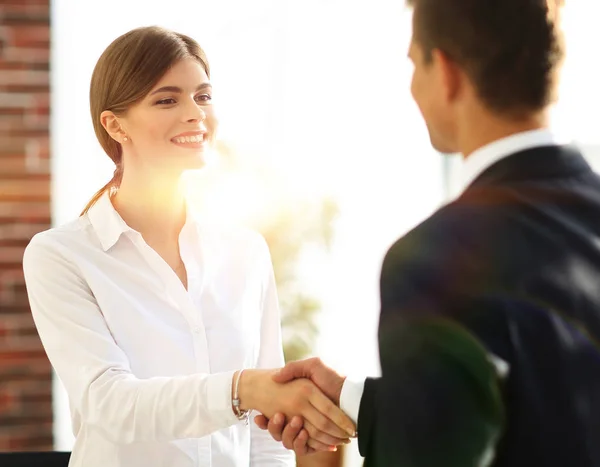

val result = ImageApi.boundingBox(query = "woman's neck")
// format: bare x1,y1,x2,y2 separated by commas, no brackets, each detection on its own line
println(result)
111,170,187,243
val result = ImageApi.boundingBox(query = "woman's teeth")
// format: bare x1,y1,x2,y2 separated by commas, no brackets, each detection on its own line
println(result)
173,135,204,143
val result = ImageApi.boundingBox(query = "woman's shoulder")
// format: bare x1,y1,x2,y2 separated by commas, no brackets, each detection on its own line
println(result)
24,216,94,264
28,217,90,247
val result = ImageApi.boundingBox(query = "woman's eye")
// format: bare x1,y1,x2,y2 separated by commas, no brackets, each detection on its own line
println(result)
196,94,212,102
156,98,176,105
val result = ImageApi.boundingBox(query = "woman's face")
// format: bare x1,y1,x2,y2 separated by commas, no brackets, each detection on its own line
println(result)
117,58,217,177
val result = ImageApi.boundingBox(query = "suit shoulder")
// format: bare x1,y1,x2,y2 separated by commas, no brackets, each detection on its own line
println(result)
382,198,505,275
385,201,483,252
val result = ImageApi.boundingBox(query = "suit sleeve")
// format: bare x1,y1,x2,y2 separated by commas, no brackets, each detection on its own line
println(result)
357,223,507,467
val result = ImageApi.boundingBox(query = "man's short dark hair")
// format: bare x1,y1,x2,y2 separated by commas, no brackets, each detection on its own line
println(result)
408,0,564,118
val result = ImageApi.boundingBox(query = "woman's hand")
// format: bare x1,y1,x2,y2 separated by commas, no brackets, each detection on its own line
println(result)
236,369,355,448
255,413,337,454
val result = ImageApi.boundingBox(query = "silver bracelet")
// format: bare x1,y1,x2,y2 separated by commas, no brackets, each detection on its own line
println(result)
232,369,250,425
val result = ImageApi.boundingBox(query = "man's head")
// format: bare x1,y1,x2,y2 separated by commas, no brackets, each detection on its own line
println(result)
407,0,565,154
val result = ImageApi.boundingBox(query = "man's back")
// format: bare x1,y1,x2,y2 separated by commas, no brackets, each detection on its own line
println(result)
372,144,600,466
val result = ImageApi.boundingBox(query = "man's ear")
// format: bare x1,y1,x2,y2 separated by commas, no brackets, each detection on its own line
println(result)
100,110,127,142
431,48,462,103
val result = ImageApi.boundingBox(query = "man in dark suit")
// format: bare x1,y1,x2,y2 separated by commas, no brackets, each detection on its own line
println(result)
255,0,600,465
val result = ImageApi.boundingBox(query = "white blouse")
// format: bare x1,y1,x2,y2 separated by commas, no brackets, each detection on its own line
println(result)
22,192,294,467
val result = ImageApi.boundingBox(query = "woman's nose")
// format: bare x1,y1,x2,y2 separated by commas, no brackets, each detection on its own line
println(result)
185,101,206,123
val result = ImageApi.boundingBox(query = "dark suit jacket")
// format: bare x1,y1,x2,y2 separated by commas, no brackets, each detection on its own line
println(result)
357,144,600,466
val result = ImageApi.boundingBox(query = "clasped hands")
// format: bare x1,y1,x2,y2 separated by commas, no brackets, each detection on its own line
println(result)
239,358,354,454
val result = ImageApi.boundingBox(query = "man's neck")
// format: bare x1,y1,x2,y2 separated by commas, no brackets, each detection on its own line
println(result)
457,109,549,159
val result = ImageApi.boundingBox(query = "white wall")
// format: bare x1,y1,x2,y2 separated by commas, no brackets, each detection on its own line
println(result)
51,1,445,465
552,1,600,145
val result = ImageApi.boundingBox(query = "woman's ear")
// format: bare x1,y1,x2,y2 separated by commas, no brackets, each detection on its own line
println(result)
100,110,127,142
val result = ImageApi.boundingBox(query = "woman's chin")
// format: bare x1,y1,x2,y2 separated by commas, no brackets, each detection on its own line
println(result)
174,150,207,170
185,157,206,170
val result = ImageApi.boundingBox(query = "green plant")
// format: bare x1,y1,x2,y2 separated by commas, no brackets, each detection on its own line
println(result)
259,197,338,362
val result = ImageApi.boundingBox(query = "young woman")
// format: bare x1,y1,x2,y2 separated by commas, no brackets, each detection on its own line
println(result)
23,26,355,467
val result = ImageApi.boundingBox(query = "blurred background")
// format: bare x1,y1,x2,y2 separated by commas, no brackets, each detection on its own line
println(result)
2,1,600,466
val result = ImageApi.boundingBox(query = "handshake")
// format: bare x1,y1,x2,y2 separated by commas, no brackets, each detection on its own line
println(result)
234,358,356,455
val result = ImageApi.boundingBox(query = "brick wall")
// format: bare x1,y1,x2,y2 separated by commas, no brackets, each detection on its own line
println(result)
0,0,53,451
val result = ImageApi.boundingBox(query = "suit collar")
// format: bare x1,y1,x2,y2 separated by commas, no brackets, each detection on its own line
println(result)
460,128,570,192
466,144,592,190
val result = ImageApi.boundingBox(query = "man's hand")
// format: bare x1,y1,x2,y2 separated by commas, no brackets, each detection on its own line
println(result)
254,358,354,455
273,357,347,406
